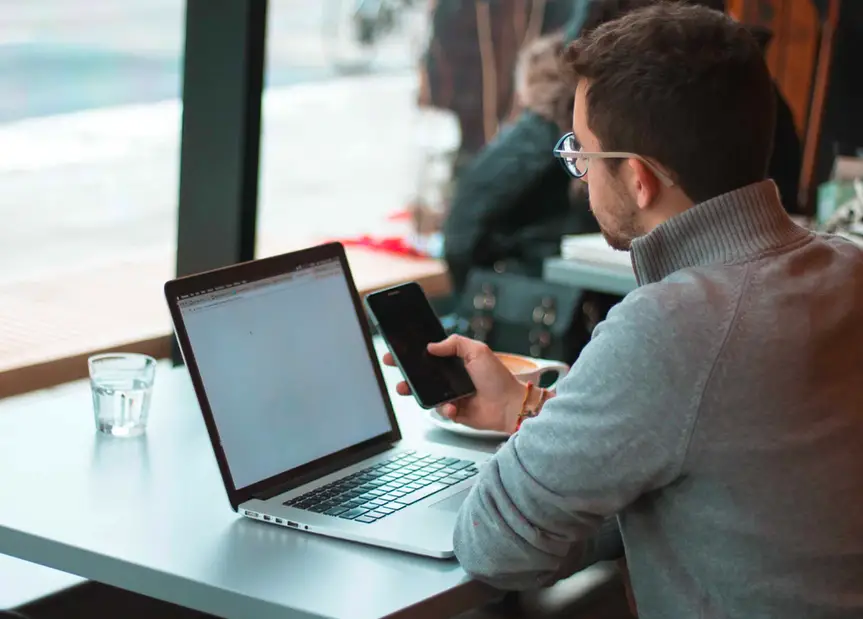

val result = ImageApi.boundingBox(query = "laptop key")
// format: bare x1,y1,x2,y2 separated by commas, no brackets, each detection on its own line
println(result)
384,501,407,511
367,510,388,519
325,506,350,516
447,460,474,471
339,508,370,520
355,515,378,524
449,469,477,481
377,507,395,515
438,457,461,466
394,482,449,505
368,498,387,507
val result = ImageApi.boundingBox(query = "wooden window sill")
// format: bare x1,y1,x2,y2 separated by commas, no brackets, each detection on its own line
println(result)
0,246,449,398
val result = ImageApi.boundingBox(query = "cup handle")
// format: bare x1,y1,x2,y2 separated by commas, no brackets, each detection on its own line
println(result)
534,362,570,392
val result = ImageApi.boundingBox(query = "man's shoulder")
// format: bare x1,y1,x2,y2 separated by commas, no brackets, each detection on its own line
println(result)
605,263,748,337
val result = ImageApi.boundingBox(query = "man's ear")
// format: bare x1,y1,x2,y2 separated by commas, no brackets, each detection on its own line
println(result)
627,158,661,210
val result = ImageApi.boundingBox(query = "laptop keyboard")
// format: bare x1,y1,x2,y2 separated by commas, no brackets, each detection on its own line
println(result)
283,450,478,524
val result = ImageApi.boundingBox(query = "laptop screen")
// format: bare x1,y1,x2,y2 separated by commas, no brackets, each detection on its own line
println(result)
177,257,393,490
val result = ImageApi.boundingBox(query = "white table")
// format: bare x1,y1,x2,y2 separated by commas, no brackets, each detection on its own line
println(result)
0,340,502,619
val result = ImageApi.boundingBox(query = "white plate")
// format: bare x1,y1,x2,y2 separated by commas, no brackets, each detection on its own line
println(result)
424,409,510,441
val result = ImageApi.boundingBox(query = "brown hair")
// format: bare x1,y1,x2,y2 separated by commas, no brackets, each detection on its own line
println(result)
562,2,775,203
581,0,671,33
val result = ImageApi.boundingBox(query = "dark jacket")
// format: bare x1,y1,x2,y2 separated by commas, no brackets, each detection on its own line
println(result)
443,110,597,293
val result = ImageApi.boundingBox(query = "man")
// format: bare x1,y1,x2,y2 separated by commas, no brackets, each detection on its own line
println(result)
385,4,863,617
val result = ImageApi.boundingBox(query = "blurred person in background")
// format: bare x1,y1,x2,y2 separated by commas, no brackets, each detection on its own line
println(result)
439,0,803,295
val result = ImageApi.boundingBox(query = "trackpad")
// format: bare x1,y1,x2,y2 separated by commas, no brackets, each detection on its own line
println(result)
428,489,470,513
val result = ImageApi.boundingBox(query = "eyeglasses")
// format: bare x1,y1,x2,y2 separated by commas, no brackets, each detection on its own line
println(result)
553,132,675,187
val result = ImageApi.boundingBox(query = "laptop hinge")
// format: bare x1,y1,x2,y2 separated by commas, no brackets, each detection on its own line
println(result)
253,441,394,501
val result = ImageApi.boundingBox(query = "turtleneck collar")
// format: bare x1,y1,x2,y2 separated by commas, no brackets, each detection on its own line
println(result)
630,180,811,285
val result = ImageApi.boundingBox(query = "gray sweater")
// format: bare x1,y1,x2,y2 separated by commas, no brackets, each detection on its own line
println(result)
454,180,863,618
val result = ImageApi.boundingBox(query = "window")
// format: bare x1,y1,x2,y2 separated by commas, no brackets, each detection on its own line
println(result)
256,0,451,264
255,1,580,299
0,1,185,390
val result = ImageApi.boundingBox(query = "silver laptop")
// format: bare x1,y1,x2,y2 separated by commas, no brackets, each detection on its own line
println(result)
164,242,487,558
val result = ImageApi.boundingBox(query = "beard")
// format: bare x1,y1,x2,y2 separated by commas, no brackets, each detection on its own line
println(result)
593,179,642,251
600,224,634,251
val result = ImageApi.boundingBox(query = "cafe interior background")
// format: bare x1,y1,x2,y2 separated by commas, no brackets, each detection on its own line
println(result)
1,0,860,616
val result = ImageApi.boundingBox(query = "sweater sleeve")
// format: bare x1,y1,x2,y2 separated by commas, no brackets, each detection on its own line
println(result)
452,286,716,590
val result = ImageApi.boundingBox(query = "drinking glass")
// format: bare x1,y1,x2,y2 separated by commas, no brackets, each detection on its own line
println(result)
88,353,156,437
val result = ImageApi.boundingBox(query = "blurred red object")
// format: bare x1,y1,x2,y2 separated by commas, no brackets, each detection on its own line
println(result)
334,235,429,258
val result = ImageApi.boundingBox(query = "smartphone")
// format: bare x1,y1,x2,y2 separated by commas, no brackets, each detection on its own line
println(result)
365,282,476,409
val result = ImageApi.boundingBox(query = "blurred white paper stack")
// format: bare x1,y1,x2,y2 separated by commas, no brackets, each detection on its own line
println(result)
560,234,634,271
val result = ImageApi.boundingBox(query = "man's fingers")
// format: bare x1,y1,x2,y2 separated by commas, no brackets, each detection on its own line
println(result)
439,403,458,419
428,334,487,360
395,382,411,396
382,352,395,367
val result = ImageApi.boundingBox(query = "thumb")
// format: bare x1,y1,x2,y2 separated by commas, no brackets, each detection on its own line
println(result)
427,334,479,359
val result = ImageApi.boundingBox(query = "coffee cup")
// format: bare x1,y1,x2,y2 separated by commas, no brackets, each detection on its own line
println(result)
494,352,569,390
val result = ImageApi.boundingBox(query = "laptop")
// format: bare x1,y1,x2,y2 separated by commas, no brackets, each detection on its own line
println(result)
164,242,488,558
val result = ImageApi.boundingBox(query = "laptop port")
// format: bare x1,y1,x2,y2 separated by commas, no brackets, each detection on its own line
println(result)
245,510,259,518
286,521,299,529
263,515,272,522
274,518,284,524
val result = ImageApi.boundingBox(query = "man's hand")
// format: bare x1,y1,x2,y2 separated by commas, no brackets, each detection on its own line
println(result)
382,335,526,433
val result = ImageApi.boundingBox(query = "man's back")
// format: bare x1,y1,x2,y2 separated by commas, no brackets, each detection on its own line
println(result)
622,188,863,617
451,182,863,619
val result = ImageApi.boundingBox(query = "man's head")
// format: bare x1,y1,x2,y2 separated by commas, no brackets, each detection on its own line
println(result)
561,2,775,250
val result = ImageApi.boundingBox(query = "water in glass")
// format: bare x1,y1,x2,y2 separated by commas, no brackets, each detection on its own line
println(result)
88,353,156,437
91,378,152,437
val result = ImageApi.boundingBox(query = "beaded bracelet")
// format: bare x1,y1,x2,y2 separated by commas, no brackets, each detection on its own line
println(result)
514,382,549,432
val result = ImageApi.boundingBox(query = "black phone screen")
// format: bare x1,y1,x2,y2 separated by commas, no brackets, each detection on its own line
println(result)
366,283,475,408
